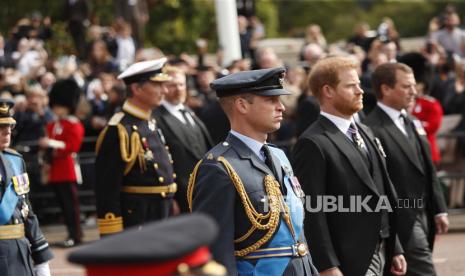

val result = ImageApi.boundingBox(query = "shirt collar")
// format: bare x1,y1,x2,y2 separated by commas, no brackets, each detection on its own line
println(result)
122,100,151,120
161,100,185,113
320,111,355,134
377,102,406,122
230,130,265,161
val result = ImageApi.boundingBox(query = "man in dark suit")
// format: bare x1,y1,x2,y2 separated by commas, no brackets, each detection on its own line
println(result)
293,56,406,276
188,67,318,275
153,66,213,213
365,62,448,276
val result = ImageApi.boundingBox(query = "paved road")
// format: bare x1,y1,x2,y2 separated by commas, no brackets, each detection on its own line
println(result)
45,213,465,276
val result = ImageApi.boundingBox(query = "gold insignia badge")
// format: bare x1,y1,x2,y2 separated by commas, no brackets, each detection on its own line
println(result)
0,103,9,115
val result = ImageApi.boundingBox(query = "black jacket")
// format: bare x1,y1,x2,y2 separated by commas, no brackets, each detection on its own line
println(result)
365,106,448,249
293,115,403,276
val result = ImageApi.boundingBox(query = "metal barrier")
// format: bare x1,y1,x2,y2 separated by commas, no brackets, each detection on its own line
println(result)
14,137,97,224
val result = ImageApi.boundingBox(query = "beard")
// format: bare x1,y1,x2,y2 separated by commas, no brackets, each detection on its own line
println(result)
334,97,363,117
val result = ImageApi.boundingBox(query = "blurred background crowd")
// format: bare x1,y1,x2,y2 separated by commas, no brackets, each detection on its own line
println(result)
1,1,465,224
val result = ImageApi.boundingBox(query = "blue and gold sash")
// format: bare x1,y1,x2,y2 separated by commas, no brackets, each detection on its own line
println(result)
237,148,306,275
0,153,28,225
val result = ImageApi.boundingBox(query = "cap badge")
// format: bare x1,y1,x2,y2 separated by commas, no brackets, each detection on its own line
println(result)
0,104,9,115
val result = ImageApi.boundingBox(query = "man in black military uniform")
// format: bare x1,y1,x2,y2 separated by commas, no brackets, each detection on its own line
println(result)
95,57,177,236
0,99,53,276
188,67,318,275
68,213,227,276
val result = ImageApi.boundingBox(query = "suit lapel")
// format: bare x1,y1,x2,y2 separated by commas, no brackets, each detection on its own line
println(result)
189,108,214,148
227,134,274,177
319,116,380,196
375,107,425,175
158,106,196,154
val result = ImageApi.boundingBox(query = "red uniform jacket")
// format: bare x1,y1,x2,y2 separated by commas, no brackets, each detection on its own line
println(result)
46,116,84,183
412,96,443,163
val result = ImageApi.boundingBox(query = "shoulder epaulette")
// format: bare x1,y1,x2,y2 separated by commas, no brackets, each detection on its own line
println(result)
4,148,21,156
204,141,231,161
109,112,125,126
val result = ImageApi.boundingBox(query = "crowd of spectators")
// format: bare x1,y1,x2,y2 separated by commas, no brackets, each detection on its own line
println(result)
1,4,465,213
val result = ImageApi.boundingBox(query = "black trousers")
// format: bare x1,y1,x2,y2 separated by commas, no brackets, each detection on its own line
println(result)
51,182,82,241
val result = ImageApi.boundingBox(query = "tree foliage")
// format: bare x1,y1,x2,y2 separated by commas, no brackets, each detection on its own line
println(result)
1,0,464,57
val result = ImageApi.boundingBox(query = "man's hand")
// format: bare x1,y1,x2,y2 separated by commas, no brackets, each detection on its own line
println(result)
320,267,343,276
390,254,407,275
34,262,51,276
435,215,449,234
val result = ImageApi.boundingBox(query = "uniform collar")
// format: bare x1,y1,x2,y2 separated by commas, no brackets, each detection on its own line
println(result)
229,130,266,161
123,100,151,120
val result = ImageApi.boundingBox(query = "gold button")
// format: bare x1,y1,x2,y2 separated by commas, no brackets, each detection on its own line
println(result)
154,163,159,169
170,160,174,164
173,173,177,178
165,145,170,150
132,125,138,130
159,176,164,183
297,243,307,256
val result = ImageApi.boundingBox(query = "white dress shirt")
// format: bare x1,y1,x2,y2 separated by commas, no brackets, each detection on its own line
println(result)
320,111,357,141
377,102,409,137
161,100,195,126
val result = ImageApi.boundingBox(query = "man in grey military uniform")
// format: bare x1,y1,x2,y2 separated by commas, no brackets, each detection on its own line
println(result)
188,67,318,275
0,99,53,276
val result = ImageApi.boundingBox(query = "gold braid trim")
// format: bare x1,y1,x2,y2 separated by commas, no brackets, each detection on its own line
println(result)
187,159,203,212
98,213,123,235
115,124,145,175
187,156,286,257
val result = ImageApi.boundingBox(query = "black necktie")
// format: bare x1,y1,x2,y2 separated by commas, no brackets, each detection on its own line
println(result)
261,144,278,179
180,108,194,128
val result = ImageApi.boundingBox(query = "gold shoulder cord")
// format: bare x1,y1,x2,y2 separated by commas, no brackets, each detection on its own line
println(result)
95,124,145,174
187,156,293,257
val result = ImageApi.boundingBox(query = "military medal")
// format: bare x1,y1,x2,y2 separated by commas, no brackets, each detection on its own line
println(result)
283,165,305,198
21,200,29,219
148,119,156,132
141,137,154,161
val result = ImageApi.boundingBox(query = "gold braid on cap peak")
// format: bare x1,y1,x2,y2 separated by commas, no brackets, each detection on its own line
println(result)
95,124,146,174
187,156,291,257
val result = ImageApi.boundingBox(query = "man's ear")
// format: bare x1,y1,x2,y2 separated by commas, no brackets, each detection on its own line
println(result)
234,97,249,115
321,84,334,100
380,83,391,98
129,83,140,97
